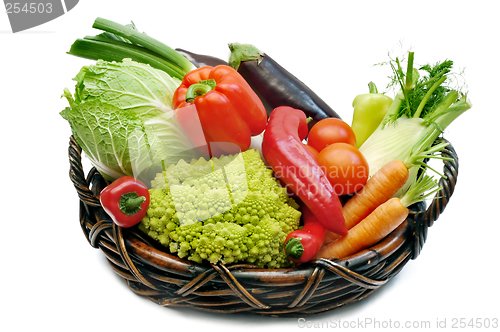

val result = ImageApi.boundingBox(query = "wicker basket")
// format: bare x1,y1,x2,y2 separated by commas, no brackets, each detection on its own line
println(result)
68,135,458,317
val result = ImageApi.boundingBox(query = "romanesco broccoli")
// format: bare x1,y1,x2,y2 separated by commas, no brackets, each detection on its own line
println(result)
138,149,301,268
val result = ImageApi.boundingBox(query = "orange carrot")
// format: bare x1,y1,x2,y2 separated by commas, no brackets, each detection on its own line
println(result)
317,174,440,259
317,197,408,259
324,160,409,244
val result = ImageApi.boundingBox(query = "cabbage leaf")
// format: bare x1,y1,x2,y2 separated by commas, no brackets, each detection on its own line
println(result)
61,59,199,182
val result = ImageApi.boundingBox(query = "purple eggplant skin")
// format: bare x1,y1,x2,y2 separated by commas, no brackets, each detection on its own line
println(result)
236,53,341,128
175,48,228,68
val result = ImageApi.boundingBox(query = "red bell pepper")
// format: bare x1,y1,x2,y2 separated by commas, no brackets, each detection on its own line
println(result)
262,106,347,236
100,176,150,228
284,204,326,264
173,65,267,157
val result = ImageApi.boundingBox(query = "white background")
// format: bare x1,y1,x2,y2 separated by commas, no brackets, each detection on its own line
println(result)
1,1,499,331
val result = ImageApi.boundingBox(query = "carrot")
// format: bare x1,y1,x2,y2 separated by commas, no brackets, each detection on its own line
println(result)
317,174,440,259
324,160,409,244
317,197,408,259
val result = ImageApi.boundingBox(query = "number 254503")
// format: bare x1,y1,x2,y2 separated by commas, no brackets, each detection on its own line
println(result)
5,2,53,14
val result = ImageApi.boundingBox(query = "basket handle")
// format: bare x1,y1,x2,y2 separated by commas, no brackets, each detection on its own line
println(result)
411,138,459,258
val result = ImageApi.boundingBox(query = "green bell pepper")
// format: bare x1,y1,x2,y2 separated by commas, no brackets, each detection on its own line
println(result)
351,82,393,148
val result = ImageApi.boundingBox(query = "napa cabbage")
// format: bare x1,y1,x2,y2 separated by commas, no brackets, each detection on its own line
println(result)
61,59,198,181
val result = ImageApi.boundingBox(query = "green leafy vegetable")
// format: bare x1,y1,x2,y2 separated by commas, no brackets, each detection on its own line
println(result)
61,59,197,181
72,58,180,115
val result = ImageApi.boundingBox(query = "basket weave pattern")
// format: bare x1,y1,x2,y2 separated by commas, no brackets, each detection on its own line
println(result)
68,136,458,317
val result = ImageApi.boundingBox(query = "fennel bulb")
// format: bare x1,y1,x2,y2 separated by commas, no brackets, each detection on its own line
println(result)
359,52,472,181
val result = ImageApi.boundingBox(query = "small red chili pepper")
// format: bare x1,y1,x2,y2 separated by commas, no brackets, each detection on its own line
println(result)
262,106,347,236
284,204,326,264
173,65,267,157
100,176,150,228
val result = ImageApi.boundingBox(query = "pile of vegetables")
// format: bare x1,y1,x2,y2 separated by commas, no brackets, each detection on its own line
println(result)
62,18,471,268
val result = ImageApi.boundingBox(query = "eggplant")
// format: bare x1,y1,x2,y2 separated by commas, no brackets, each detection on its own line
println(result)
229,43,341,129
175,48,228,68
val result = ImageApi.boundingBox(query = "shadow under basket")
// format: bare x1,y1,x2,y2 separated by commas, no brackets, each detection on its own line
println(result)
68,136,459,317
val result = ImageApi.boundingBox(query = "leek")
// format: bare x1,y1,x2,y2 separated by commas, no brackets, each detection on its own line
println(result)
68,37,186,80
359,52,471,181
67,18,196,80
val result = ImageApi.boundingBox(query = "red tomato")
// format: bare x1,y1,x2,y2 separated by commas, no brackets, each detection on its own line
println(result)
317,143,369,196
304,144,319,160
308,118,356,152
